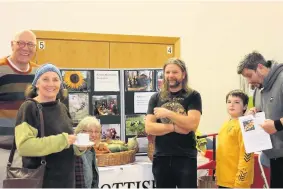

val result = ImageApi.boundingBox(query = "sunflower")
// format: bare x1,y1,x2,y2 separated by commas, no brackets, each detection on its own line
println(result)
64,71,85,89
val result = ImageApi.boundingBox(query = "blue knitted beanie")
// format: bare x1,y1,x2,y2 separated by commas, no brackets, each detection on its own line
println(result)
32,63,63,89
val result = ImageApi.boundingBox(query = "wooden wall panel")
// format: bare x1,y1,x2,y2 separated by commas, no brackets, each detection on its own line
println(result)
35,39,109,68
110,42,174,68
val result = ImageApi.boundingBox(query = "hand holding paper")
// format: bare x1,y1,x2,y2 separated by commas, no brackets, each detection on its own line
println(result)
239,112,273,153
260,119,277,134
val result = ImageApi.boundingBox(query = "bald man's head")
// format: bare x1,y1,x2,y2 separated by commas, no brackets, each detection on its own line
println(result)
13,30,36,42
10,30,37,65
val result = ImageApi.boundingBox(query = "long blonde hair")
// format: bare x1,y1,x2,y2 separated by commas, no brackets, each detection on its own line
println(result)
160,58,193,100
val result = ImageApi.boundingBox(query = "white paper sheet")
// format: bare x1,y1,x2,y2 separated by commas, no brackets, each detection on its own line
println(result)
94,71,119,91
134,92,155,113
239,112,273,153
136,137,148,153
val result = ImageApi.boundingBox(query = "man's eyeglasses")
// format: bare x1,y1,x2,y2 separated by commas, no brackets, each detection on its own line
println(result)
14,41,36,49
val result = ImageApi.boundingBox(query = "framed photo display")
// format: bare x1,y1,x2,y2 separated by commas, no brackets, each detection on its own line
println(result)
62,70,91,92
125,70,154,91
92,95,119,116
68,93,89,123
156,70,163,91
101,124,121,140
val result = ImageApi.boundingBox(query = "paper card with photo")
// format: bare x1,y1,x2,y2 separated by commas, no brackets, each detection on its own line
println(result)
101,124,121,140
92,95,119,116
61,70,91,92
68,93,89,123
156,70,163,91
125,70,154,91
125,115,146,136
239,112,272,153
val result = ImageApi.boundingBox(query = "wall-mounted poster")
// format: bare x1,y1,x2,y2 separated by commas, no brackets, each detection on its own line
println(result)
125,115,146,136
156,70,163,91
126,115,147,153
62,70,91,92
134,92,155,113
94,71,120,91
101,124,121,140
125,70,153,91
68,93,89,123
92,95,119,116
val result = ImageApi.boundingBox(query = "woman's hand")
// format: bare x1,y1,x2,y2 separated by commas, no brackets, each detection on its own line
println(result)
68,135,77,145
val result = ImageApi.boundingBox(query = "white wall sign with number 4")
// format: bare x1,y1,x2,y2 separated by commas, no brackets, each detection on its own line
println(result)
38,41,45,50
167,46,173,54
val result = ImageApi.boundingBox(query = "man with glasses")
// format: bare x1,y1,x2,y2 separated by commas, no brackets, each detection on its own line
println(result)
0,30,38,185
237,51,283,188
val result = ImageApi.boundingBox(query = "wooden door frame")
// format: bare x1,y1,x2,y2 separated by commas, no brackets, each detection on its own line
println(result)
32,30,181,58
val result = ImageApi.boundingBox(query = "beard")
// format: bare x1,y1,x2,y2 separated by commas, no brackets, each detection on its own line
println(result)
257,83,263,89
165,78,182,89
251,83,263,89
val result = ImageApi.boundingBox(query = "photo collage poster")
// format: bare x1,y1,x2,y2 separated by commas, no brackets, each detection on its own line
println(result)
61,69,121,139
93,70,121,140
124,69,162,154
61,68,163,154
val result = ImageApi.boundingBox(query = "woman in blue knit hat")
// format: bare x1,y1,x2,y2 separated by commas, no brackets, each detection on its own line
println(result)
14,63,87,188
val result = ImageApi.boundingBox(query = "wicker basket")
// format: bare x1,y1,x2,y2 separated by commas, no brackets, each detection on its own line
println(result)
96,149,136,167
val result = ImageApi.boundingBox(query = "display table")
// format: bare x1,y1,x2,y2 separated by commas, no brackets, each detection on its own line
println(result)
98,156,154,189
98,155,209,188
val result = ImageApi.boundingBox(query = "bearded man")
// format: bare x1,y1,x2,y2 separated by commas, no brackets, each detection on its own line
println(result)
145,58,202,188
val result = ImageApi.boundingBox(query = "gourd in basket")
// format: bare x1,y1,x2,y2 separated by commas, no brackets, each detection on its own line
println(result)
95,136,139,166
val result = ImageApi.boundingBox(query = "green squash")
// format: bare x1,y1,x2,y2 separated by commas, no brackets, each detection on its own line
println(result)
107,144,121,153
107,144,129,153
127,136,138,150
